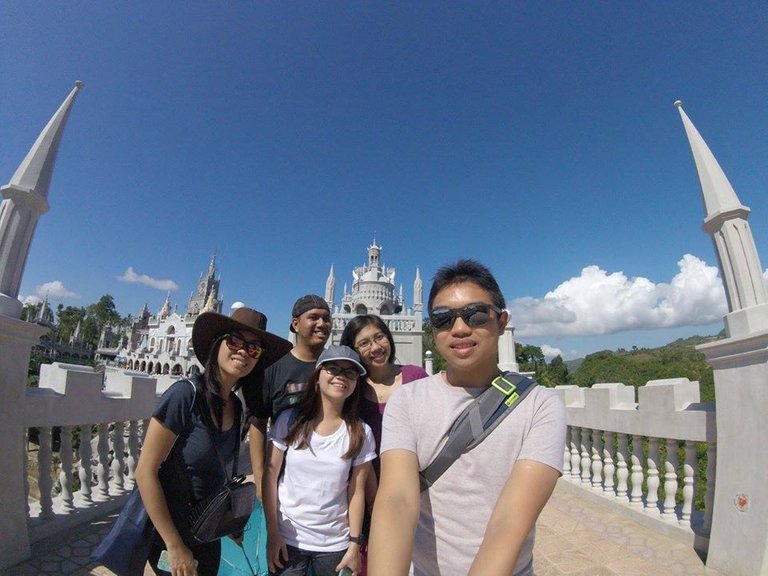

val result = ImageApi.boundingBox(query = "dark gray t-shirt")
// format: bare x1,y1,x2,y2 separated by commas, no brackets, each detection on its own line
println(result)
153,379,239,542
246,353,315,419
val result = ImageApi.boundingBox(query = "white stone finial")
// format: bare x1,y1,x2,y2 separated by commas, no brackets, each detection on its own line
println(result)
674,100,683,108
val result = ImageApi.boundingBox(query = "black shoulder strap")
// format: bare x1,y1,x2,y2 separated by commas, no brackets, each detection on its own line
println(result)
419,372,538,492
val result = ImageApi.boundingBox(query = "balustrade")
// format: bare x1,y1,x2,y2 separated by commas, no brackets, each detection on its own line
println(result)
15,364,719,563
555,379,716,541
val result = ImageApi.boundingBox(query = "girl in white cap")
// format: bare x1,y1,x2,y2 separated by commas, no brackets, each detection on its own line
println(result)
263,345,376,576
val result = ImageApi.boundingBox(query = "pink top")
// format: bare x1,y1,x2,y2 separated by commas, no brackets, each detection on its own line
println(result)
359,364,429,478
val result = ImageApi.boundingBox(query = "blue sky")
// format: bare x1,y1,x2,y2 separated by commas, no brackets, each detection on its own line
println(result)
3,2,767,360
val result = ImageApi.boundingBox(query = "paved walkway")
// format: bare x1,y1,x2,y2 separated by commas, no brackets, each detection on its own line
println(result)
3,483,724,576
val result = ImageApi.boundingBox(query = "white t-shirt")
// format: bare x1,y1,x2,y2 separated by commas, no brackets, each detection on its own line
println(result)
270,410,377,552
381,373,566,576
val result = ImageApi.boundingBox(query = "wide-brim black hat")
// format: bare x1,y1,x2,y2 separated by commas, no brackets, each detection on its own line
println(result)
193,307,293,383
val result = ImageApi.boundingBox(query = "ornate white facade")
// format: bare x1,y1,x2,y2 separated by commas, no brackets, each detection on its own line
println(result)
116,255,223,376
326,240,424,366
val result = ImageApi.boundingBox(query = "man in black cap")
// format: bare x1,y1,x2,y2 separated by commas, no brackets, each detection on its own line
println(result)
246,294,332,498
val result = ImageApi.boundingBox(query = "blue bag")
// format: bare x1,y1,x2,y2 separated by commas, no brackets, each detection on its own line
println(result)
218,501,268,576
92,488,154,575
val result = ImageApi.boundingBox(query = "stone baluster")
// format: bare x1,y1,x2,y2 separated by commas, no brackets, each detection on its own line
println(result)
78,424,93,506
38,426,54,518
662,438,679,521
646,437,660,515
59,426,75,512
703,442,716,534
591,429,603,491
629,435,644,506
111,421,126,492
580,428,591,484
603,431,615,496
96,423,110,499
127,420,140,486
570,427,581,481
680,440,696,528
615,433,629,502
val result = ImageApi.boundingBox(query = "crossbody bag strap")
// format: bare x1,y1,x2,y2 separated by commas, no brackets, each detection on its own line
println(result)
199,390,242,481
419,372,538,492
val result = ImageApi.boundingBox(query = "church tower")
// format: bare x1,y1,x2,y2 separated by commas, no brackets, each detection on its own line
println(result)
186,253,222,317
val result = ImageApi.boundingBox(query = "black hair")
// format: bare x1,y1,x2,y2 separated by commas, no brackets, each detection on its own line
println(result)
428,259,506,311
340,314,396,364
201,332,264,431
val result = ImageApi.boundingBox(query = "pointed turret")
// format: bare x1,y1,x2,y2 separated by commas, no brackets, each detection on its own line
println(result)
413,267,423,311
207,252,217,277
70,320,81,345
203,288,216,312
325,265,336,305
675,101,768,336
35,294,50,324
159,292,171,318
0,82,84,318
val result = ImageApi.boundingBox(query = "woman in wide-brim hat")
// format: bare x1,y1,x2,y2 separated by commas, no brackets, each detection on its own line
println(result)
135,307,292,576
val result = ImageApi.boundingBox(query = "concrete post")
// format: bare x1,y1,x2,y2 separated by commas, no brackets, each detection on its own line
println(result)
0,315,47,567
698,333,768,575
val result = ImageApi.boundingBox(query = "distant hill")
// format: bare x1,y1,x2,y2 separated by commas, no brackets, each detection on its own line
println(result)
567,333,721,403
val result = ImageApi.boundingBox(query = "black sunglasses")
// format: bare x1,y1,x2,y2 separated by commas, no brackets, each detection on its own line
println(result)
323,363,360,380
429,303,502,330
225,334,264,360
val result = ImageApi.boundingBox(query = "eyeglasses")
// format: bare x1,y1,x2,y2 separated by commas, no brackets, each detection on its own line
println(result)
225,334,264,360
323,364,360,380
429,303,502,330
355,332,388,353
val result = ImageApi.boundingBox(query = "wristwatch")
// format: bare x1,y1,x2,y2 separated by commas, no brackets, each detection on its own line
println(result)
349,535,364,545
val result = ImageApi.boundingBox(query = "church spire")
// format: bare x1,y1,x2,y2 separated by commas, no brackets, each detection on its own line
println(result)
675,101,768,336
0,82,84,318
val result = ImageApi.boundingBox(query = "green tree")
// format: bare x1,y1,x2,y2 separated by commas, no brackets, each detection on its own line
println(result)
56,305,86,343
548,355,570,385
22,301,42,321
421,320,447,373
87,295,121,328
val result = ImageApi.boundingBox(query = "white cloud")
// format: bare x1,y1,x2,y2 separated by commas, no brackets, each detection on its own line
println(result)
118,267,179,291
510,255,727,337
540,344,563,360
20,294,42,306
33,280,81,300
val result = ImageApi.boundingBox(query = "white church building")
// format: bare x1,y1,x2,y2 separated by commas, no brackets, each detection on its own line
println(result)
324,240,424,366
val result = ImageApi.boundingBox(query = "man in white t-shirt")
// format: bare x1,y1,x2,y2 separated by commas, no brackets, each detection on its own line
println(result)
368,259,566,576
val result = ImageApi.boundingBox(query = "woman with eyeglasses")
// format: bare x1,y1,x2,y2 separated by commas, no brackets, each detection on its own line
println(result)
263,345,376,576
340,315,428,480
135,307,292,576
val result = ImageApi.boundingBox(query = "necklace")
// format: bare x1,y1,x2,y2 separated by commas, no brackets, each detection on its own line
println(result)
366,366,401,403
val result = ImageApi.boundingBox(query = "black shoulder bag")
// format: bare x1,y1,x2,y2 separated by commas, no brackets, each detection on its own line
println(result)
419,372,538,492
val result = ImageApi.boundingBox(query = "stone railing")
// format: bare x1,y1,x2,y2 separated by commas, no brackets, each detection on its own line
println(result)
554,379,716,551
11,363,717,569
22,363,177,543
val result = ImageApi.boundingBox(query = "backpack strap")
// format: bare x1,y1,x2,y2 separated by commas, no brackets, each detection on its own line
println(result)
419,372,538,492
